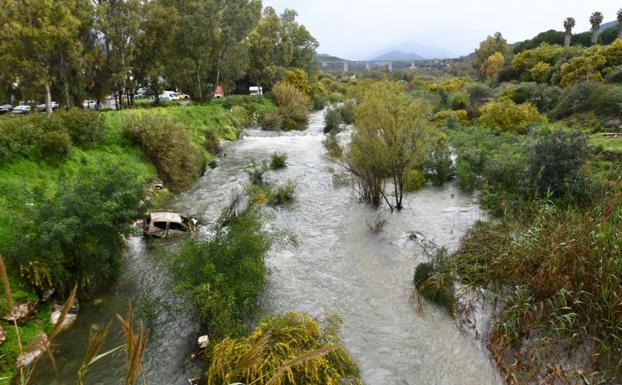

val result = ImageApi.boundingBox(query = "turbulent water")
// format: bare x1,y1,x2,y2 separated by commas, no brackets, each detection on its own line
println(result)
33,110,502,385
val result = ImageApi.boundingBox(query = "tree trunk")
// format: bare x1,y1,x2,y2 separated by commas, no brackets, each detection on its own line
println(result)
64,82,71,110
619,23,622,40
45,82,52,117
564,32,571,48
591,27,599,45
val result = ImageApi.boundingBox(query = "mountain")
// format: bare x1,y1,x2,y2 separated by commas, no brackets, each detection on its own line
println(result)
370,41,452,60
372,50,424,61
315,53,350,63
599,20,617,33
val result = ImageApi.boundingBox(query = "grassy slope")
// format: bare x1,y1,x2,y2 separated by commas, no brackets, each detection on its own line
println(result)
0,101,262,383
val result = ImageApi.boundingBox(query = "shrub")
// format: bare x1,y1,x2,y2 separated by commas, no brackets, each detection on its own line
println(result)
455,160,477,191
336,101,355,124
206,312,362,385
270,152,287,170
413,244,455,312
259,111,282,130
527,128,591,201
324,109,343,133
311,95,325,111
8,165,145,294
449,91,469,111
0,118,44,162
267,182,295,206
203,131,222,155
123,114,204,192
56,109,106,146
39,130,72,161
404,169,426,192
170,208,270,341
432,110,468,127
426,134,453,186
272,81,310,131
478,98,547,134
245,159,269,185
323,134,343,159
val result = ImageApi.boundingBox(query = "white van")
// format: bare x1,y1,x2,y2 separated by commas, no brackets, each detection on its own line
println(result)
249,86,263,96
159,91,179,101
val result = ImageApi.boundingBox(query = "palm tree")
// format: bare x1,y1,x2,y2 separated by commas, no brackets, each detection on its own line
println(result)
563,17,576,47
618,9,622,40
590,11,604,45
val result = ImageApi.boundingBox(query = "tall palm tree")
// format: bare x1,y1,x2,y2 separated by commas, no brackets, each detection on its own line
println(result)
563,17,576,47
618,9,622,40
590,11,604,45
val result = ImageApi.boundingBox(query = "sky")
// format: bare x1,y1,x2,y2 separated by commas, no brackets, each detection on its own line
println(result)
264,0,621,59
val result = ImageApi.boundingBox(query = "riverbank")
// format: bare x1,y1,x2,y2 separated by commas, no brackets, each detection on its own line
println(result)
0,97,275,383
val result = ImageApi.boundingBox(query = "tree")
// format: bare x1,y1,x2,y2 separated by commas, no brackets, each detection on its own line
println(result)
480,52,504,83
590,11,604,45
247,7,318,89
0,0,83,115
475,32,509,70
478,98,547,134
347,83,433,211
564,17,576,48
618,9,622,40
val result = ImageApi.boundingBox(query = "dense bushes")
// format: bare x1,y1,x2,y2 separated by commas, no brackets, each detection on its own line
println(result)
413,244,456,312
207,312,362,385
6,165,145,294
0,109,105,163
123,114,204,192
478,98,547,133
324,109,343,133
453,195,622,382
170,208,270,342
272,81,310,131
551,82,622,120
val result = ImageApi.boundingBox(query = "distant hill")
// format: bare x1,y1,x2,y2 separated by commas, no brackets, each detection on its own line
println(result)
599,21,617,33
315,53,350,63
373,50,425,61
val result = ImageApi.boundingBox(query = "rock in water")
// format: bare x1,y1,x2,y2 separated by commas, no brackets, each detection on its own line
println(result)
197,335,209,349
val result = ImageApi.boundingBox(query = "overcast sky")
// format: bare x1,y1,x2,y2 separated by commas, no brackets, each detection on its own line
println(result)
264,0,620,59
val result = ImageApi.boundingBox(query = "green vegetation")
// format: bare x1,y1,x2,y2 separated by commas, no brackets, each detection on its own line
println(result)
170,208,270,342
271,81,310,131
324,109,343,133
270,152,288,170
207,312,362,385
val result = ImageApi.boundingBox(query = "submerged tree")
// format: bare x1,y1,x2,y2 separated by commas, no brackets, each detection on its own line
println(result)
347,82,433,211
563,17,576,48
590,11,604,45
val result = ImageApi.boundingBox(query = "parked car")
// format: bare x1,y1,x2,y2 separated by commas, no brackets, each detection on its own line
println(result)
249,86,263,96
0,104,12,114
143,212,197,238
36,101,59,112
159,91,179,101
83,100,99,109
11,105,31,115
176,92,190,100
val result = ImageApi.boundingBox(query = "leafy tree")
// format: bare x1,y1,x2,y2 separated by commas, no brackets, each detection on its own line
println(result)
560,47,607,85
564,17,576,48
513,30,565,53
272,81,310,130
348,82,433,211
247,7,318,89
590,11,604,45
480,52,504,83
0,0,83,114
619,9,622,40
475,32,509,70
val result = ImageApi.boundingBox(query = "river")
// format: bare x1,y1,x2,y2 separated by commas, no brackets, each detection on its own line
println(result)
33,110,502,385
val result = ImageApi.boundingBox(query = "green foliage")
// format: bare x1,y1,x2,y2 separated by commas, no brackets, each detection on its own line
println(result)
413,244,455,312
453,195,622,382
478,98,547,134
7,165,145,294
272,81,310,131
39,130,72,161
270,152,287,170
245,159,269,185
403,169,426,192
267,182,296,206
527,128,591,201
123,114,204,192
513,30,565,53
324,109,343,133
207,312,362,385
170,208,270,342
323,134,343,159
335,101,355,124
426,134,453,186
551,82,622,119
474,32,509,69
